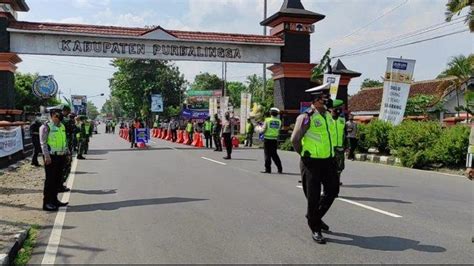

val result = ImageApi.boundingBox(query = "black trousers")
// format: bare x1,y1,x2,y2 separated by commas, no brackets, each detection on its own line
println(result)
172,130,177,142
264,139,282,172
213,134,222,151
204,131,212,148
43,155,66,205
32,137,40,165
300,157,339,233
245,133,253,147
222,133,232,157
348,138,358,159
188,131,193,143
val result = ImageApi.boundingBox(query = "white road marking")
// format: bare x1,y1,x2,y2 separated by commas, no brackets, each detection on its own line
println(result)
201,157,227,165
337,197,403,218
295,185,402,218
41,158,78,264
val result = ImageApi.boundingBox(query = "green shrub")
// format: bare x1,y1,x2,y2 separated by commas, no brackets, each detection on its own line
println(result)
279,138,294,151
237,134,246,144
364,119,393,154
356,123,370,153
389,121,442,168
427,125,470,168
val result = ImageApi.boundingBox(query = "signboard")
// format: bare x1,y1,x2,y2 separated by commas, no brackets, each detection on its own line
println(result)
9,32,281,63
0,126,24,158
187,90,221,110
240,93,252,134
32,75,58,99
379,57,416,125
180,108,209,120
71,95,87,115
323,74,341,100
134,128,150,143
151,94,163,112
209,97,218,120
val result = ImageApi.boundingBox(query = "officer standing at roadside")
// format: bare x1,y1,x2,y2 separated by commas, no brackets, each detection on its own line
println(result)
212,114,223,152
203,117,213,149
330,99,346,186
261,107,283,174
30,114,42,167
290,85,339,244
39,108,69,211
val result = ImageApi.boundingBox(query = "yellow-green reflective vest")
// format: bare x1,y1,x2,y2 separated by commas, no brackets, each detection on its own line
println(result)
264,117,281,140
246,123,252,134
186,123,193,133
84,122,91,136
332,117,345,147
47,122,67,153
204,121,212,131
153,122,158,128
301,112,336,159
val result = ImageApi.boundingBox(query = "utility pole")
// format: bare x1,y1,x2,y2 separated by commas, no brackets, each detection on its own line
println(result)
262,0,268,101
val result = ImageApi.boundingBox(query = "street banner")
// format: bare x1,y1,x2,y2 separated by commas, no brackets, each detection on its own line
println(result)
71,95,87,115
134,128,150,143
209,97,218,120
187,90,221,110
0,126,24,158
379,57,416,125
240,93,252,134
187,90,222,97
180,108,209,120
323,74,341,100
220,96,229,119
151,94,163,112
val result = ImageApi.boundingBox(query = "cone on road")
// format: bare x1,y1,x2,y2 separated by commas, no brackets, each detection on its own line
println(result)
177,130,184,143
191,133,198,146
195,133,204,148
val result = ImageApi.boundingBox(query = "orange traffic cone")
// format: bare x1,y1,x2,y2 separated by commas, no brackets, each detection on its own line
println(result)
195,133,204,148
166,130,172,141
176,130,183,143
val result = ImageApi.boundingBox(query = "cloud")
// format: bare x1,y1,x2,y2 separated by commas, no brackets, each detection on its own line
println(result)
93,8,154,27
72,0,110,8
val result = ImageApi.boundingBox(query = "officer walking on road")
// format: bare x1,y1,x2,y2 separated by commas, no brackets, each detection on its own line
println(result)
330,99,346,186
39,108,69,211
291,85,339,244
261,107,283,174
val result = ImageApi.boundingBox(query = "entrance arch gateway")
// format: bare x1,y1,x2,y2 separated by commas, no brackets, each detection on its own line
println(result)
0,0,338,125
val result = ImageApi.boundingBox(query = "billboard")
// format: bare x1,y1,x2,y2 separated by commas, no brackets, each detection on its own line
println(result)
71,95,87,115
151,94,163,112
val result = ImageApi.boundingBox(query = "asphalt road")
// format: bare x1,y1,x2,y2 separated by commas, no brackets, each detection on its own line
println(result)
30,128,473,264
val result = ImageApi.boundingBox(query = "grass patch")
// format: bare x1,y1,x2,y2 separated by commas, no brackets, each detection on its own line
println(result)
13,224,40,266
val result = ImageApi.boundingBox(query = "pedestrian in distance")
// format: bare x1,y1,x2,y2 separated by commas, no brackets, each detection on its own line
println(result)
245,118,254,147
111,121,116,134
330,99,346,186
213,114,223,152
30,114,42,167
291,84,340,244
129,120,137,148
170,118,178,142
260,108,283,174
222,112,233,160
203,116,213,149
39,108,70,211
186,119,194,144
346,114,358,160
76,116,87,160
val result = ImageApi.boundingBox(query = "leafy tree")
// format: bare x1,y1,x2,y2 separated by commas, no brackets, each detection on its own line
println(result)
404,94,445,116
87,101,99,120
109,59,186,120
445,0,473,32
101,96,124,119
226,81,247,107
311,48,331,84
246,75,274,118
191,72,222,91
361,78,383,88
14,72,60,112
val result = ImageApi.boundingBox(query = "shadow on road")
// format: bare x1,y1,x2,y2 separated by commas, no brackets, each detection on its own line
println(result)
340,196,412,204
342,184,398,188
0,187,42,195
72,189,117,195
67,197,208,213
229,158,258,161
72,171,98,175
326,231,446,252
88,147,175,155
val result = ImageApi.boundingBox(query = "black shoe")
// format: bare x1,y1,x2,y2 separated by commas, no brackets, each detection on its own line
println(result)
260,171,271,174
77,156,86,160
339,182,343,186
58,186,71,193
278,170,283,174
321,221,330,232
43,203,59,212
213,149,218,151
298,180,302,183
223,156,231,160
312,232,327,244
55,201,69,207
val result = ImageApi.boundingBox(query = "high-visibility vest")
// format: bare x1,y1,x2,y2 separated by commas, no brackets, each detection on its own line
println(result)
186,123,193,133
246,123,253,134
204,121,212,131
84,122,91,136
332,117,345,147
47,122,67,153
153,122,158,128
264,117,281,140
301,112,336,159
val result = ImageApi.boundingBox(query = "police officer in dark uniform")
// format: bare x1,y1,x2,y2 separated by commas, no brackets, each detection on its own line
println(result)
60,106,74,192
30,114,42,167
39,108,69,211
330,99,346,186
291,84,339,244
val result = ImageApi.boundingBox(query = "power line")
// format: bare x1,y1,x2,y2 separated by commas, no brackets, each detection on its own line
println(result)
329,0,409,47
333,29,469,59
332,15,467,58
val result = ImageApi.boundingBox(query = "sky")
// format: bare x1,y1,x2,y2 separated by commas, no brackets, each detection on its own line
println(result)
15,0,473,110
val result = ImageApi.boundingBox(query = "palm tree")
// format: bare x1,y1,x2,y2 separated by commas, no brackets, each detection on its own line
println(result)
438,54,474,115
311,48,331,84
445,0,474,32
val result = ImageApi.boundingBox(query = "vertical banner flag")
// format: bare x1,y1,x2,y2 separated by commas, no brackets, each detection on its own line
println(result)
379,57,416,125
240,93,252,134
209,97,218,120
323,74,341,100
0,126,24,158
220,96,229,120
71,95,87,115
151,94,163,112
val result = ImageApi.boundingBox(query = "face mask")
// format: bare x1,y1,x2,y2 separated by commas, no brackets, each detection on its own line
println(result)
58,113,64,121
323,98,333,109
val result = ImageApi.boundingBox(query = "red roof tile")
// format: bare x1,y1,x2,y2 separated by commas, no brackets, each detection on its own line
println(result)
8,21,284,45
348,78,456,113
